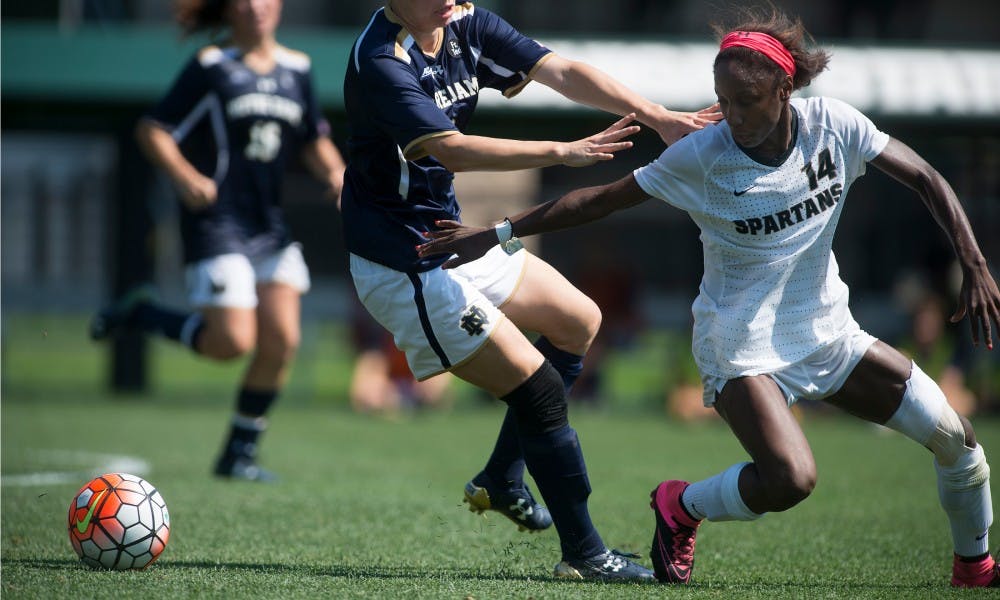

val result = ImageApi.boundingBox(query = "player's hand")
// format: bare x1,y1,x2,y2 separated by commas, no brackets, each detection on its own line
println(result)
649,103,723,145
177,174,218,211
950,260,1000,350
559,114,640,167
416,220,495,269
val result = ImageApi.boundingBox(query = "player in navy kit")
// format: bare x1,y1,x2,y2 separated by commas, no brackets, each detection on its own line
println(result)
91,0,346,481
417,5,1000,588
343,0,720,582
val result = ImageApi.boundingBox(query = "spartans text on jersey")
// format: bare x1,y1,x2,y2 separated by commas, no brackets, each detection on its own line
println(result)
733,182,843,235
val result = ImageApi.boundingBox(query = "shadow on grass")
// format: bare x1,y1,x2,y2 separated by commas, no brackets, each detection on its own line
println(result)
3,558,940,592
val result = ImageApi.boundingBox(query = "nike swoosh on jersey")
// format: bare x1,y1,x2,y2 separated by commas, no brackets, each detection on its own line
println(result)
74,489,107,533
734,185,757,196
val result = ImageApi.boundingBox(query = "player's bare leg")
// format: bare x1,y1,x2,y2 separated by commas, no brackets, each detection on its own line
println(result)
827,341,996,587
651,376,814,583
503,253,601,358
214,283,301,482
193,306,257,359
714,377,817,514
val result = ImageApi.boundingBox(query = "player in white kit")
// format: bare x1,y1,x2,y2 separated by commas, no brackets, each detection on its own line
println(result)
416,6,1000,588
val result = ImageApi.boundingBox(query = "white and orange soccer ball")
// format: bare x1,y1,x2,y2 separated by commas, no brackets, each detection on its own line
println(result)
67,473,170,570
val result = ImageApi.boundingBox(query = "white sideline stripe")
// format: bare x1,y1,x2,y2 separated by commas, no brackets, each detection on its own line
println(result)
1,450,151,487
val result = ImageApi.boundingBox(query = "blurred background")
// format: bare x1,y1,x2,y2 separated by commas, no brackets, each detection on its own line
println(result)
2,0,999,417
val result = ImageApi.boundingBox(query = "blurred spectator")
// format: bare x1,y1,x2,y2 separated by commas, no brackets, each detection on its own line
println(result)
572,248,643,404
664,334,716,423
897,292,977,416
833,0,930,39
348,298,453,416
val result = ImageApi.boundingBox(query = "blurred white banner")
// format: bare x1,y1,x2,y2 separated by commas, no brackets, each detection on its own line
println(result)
480,40,1000,117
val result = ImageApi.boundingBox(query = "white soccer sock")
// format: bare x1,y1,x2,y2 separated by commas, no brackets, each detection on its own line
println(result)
936,444,992,558
683,462,762,522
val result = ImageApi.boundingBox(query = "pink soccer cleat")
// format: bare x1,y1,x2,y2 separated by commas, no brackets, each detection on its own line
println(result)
951,554,999,588
649,480,701,584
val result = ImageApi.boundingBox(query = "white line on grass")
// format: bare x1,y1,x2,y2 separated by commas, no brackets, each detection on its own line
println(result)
1,449,151,487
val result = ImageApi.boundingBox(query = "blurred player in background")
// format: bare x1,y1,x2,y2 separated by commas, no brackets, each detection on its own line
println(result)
417,5,1000,588
349,297,453,415
343,0,718,582
91,0,346,481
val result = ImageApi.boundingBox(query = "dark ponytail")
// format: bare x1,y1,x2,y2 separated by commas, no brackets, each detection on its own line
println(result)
711,3,830,90
175,0,229,36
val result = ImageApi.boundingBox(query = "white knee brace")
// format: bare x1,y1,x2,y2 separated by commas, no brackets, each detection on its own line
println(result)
884,362,970,466
884,362,992,557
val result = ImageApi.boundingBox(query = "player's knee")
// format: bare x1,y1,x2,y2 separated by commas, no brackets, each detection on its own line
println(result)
885,361,974,467
209,327,256,359
928,408,975,467
578,298,602,348
501,361,568,436
761,459,816,511
543,299,601,351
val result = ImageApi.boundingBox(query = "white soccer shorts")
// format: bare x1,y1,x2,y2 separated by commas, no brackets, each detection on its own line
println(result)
349,246,527,380
701,327,878,407
185,243,311,309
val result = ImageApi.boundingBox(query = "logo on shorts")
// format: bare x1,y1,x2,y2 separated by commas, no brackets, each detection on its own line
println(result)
447,39,462,58
460,306,489,336
210,279,226,295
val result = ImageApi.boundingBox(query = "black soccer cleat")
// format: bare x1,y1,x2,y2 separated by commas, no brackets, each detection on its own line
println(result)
214,454,278,483
463,473,553,532
214,440,277,483
553,549,656,582
89,285,154,340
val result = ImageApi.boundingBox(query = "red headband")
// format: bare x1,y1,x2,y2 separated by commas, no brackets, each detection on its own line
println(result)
719,31,796,77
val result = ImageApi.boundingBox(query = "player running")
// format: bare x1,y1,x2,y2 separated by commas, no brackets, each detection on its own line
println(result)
416,5,1000,588
343,0,719,582
91,0,346,481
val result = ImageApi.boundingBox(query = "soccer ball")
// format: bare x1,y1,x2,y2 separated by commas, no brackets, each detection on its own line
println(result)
67,473,170,570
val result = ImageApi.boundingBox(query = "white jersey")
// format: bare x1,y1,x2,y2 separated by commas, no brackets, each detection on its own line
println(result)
634,96,889,379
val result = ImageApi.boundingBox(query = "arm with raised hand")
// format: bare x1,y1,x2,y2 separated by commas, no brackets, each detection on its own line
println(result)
418,114,639,172
871,137,1000,349
531,54,721,145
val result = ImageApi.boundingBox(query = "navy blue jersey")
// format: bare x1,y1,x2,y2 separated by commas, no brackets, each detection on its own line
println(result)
342,1,550,272
146,45,329,264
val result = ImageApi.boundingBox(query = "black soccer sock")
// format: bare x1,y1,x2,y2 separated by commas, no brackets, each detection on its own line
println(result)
520,425,604,560
132,302,205,351
480,408,526,487
220,388,277,459
479,339,585,486
503,363,604,560
534,336,584,394
236,387,278,418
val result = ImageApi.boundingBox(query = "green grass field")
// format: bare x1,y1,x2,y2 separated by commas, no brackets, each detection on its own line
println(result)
2,314,999,599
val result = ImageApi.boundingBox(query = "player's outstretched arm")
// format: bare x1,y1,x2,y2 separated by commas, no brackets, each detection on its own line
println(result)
531,54,722,145
420,114,639,172
417,174,649,269
871,137,1000,349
